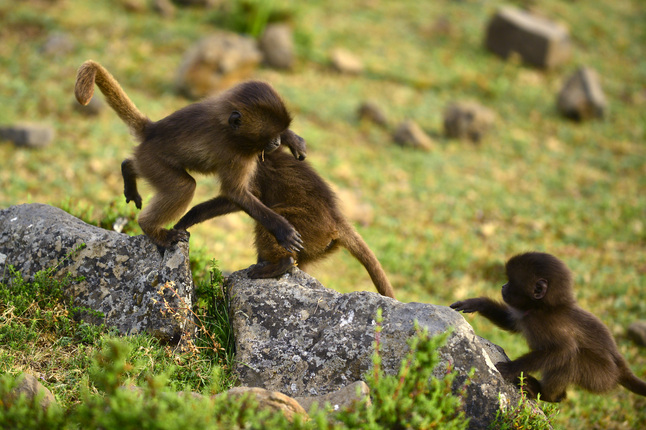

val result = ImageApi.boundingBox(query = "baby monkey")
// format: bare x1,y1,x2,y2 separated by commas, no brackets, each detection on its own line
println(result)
451,252,646,402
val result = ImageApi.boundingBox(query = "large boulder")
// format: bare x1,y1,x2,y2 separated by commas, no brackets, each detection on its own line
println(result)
0,204,194,343
227,268,535,429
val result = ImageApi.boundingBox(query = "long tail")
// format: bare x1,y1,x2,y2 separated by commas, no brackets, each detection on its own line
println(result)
619,369,646,396
337,220,396,299
74,60,149,138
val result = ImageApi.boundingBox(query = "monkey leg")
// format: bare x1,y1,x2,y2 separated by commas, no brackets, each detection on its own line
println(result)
535,372,568,403
174,196,241,230
137,168,196,247
248,220,297,279
121,158,142,209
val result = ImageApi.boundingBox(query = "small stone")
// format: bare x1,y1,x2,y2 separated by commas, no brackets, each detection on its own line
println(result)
152,0,176,17
259,23,295,70
176,33,262,99
485,6,572,69
74,95,105,116
627,321,646,347
0,123,55,148
224,387,308,422
5,374,57,410
443,101,495,143
392,120,433,151
295,381,370,412
358,101,388,127
557,66,607,121
330,48,363,74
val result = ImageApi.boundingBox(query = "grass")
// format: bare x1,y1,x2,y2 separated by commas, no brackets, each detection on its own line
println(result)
0,0,645,427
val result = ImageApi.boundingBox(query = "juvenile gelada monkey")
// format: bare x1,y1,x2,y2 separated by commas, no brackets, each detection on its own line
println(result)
75,60,304,251
451,252,646,402
170,137,396,298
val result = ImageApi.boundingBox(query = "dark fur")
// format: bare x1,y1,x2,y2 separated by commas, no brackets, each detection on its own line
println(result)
173,141,395,299
451,252,646,402
75,60,303,251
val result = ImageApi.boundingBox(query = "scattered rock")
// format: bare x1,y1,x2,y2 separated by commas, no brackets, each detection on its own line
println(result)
224,387,308,422
40,32,74,57
4,373,57,410
557,66,607,121
485,6,572,69
357,101,388,127
443,101,495,143
627,321,646,347
392,120,434,150
330,48,364,74
152,0,176,17
173,0,219,7
0,123,55,148
227,268,539,429
74,95,105,116
259,23,295,70
175,33,262,99
0,204,194,343
294,381,370,413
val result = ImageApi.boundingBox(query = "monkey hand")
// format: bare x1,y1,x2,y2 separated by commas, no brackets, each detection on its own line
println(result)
450,298,485,313
125,194,143,210
495,361,521,380
281,129,307,161
275,224,304,253
166,228,190,244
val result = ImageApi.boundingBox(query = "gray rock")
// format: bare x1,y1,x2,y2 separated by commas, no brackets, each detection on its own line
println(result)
392,120,434,151
443,101,495,143
295,380,370,413
152,0,176,17
358,101,388,127
4,373,57,410
557,67,607,121
175,33,262,99
74,95,105,116
0,204,194,343
627,321,646,347
0,123,55,148
330,48,363,74
485,7,572,69
40,32,74,57
227,268,536,429
259,23,295,70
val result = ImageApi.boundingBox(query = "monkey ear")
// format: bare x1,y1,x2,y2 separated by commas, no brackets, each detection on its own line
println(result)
228,111,242,130
533,278,548,300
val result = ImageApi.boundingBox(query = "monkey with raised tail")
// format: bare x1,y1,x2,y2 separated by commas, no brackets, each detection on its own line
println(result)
451,252,646,402
75,60,304,251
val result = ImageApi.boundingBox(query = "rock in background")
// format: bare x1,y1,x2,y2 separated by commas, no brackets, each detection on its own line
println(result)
443,101,496,143
259,23,295,70
485,6,572,69
0,123,55,148
557,66,607,121
227,268,534,429
175,33,262,99
0,204,194,343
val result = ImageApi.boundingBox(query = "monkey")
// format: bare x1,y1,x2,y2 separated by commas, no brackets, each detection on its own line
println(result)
74,60,304,251
450,252,646,402
168,136,396,299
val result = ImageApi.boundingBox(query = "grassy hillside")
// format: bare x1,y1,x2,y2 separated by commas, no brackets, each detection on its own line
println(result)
1,0,645,427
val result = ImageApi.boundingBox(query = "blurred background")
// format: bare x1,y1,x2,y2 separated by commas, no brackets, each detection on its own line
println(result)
0,0,644,427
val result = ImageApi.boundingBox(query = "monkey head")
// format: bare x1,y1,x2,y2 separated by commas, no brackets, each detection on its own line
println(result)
502,252,576,310
224,81,292,155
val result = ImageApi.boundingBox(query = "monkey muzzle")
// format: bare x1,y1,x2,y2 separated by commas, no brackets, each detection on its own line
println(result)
265,135,281,153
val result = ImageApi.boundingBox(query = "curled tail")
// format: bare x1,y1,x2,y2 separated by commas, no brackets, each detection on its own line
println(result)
619,370,646,397
338,221,396,299
75,60,149,138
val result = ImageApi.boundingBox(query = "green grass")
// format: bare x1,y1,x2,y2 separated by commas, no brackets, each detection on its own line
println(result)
1,0,645,427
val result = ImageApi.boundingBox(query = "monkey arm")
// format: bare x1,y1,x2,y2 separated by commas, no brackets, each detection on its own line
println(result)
450,297,518,332
174,196,241,230
496,344,576,379
281,129,307,160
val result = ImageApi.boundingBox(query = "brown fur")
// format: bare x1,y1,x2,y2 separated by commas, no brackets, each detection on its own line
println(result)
451,252,646,402
75,60,303,251
173,141,395,299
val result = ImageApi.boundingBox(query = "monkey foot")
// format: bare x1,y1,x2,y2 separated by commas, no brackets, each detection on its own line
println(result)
248,257,295,279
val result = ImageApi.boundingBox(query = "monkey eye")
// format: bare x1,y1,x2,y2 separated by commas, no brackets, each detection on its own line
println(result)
228,111,242,130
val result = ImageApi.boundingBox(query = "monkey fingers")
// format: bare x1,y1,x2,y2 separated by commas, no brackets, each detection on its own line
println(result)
450,299,482,313
277,228,304,253
495,360,521,380
248,257,295,279
165,228,190,244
